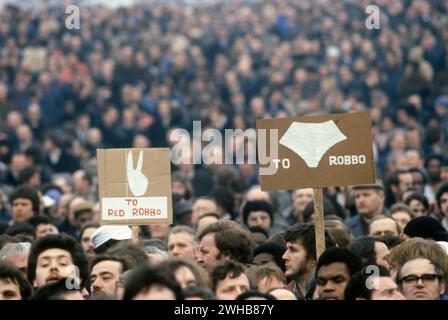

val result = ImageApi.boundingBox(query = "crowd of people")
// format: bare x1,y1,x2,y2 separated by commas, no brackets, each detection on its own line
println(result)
1,0,448,300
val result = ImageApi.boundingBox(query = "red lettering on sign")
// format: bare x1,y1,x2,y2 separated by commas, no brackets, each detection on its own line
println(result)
108,209,125,217
130,208,162,217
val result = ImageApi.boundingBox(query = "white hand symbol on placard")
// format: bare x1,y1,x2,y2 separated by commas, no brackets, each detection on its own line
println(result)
126,150,148,196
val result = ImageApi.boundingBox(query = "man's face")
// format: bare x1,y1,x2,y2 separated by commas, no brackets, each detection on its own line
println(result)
74,211,93,229
73,171,86,193
199,233,220,270
0,279,21,300
316,262,350,300
411,172,424,192
374,241,390,269
81,227,97,258
192,199,217,224
427,159,441,181
133,284,176,300
440,192,448,217
5,255,28,275
293,189,314,213
36,224,58,239
406,151,422,168
253,253,275,267
370,276,405,300
149,224,171,240
369,218,399,237
391,211,412,231
282,241,313,279
168,232,196,260
399,258,445,300
34,248,75,288
90,260,123,298
397,173,413,199
354,189,384,218
215,273,250,300
409,199,427,217
247,210,271,231
258,276,285,293
174,266,197,289
440,167,448,183
12,198,34,223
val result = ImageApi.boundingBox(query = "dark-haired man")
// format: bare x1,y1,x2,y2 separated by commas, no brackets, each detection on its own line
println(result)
123,264,183,300
9,186,40,225
90,255,129,299
210,260,250,300
0,261,32,300
436,183,448,230
315,247,363,300
27,234,88,292
283,224,334,299
28,216,59,239
242,200,273,233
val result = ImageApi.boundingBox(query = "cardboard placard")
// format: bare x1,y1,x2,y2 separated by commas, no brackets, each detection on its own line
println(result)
97,148,173,225
257,112,375,191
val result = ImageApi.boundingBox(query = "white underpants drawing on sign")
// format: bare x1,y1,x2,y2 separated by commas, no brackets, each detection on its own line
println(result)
279,120,347,168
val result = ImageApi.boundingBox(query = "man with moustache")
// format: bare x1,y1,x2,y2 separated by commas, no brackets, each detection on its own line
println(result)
89,255,129,299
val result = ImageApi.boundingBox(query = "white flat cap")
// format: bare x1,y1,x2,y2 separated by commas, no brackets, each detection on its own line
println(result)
90,225,132,248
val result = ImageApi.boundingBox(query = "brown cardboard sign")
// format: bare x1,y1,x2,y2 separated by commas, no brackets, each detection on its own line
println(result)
256,112,375,191
97,148,173,225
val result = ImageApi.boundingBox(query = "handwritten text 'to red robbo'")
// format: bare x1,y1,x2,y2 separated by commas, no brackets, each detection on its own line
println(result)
108,209,125,217
132,208,162,217
125,199,138,206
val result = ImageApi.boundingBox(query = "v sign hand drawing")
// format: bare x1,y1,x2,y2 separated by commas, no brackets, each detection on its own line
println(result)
126,150,149,196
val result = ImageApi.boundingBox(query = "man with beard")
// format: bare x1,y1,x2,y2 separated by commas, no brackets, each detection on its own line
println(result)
282,224,335,299
89,255,129,299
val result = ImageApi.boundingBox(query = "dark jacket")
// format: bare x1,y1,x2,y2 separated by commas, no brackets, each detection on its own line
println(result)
344,214,366,238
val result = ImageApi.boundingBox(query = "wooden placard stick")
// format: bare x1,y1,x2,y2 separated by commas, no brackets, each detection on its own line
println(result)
131,225,139,244
313,188,326,259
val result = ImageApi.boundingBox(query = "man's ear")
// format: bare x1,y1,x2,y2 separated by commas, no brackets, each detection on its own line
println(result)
439,281,446,296
220,252,232,261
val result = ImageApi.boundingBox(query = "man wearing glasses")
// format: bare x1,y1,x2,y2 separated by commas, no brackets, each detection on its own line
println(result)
396,257,446,300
